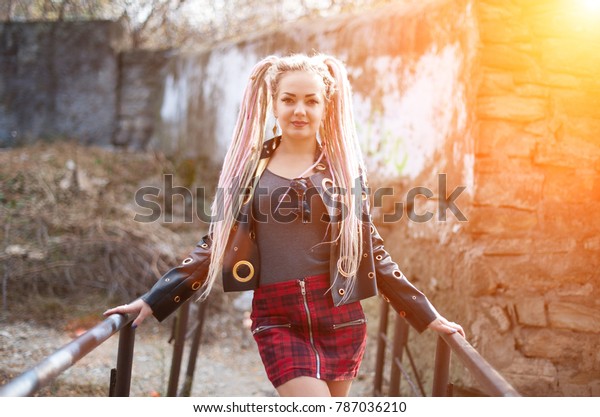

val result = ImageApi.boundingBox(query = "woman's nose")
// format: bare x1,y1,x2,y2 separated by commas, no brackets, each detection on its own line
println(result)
294,103,306,115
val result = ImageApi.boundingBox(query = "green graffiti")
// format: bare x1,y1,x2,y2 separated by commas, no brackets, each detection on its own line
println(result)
357,117,407,177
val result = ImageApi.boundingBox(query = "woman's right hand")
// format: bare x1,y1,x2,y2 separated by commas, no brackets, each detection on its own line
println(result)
427,315,465,338
103,298,153,329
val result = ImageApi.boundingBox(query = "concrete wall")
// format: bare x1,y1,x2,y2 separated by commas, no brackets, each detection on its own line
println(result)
147,0,474,184
0,21,130,146
114,49,174,150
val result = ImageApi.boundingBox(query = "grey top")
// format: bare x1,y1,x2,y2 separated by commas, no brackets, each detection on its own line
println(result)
253,168,331,285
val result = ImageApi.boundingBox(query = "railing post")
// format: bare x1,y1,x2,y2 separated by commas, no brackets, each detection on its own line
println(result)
389,316,409,396
180,299,208,396
112,320,136,397
432,336,451,397
167,299,190,397
109,369,117,396
373,300,390,396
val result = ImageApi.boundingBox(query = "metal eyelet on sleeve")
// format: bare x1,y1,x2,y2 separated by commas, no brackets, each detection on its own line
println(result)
375,254,383,261
338,288,345,296
412,295,417,300
393,270,402,279
174,296,181,303
182,257,193,265
200,243,208,249
368,272,375,279
192,282,201,290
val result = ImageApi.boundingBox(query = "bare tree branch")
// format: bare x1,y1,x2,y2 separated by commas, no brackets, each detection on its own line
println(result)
4,0,395,48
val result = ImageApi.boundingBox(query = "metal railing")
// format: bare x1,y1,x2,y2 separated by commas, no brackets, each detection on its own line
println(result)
0,297,209,397
1,297,519,397
0,313,136,397
373,301,520,397
165,298,209,397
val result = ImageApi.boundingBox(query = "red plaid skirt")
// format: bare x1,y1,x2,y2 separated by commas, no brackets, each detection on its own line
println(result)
250,273,367,388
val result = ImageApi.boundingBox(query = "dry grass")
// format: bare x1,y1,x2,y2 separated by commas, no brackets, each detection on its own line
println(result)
0,140,215,313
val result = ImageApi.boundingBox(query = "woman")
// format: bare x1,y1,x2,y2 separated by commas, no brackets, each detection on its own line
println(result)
104,53,464,397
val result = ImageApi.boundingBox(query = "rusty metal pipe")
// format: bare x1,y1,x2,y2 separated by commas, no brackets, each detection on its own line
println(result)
432,336,451,396
440,333,520,397
373,300,389,396
167,300,190,397
180,300,208,397
0,314,131,397
389,317,409,396
112,322,136,396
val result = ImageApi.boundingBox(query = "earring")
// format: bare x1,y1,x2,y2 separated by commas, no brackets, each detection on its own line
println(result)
272,121,278,137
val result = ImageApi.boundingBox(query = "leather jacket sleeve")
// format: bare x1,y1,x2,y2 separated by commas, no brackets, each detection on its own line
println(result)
140,234,212,322
371,225,438,333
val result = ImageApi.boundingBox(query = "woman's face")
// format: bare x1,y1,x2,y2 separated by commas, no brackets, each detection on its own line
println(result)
273,71,326,143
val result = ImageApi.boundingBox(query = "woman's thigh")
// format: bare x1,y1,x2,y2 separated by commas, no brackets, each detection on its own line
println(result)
276,376,354,397
276,376,331,397
327,379,353,397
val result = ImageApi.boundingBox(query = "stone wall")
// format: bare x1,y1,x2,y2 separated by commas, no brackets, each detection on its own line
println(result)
389,0,600,397
0,21,130,146
466,0,600,396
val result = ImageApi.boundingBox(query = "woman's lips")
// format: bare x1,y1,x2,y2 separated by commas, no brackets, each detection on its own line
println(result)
292,121,308,127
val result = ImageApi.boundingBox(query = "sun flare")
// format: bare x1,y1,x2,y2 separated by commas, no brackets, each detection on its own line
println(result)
582,0,600,12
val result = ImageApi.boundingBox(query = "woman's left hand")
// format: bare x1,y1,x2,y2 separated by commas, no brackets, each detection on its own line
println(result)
427,316,465,338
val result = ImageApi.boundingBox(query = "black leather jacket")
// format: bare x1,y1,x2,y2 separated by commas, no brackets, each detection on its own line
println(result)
141,137,438,332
